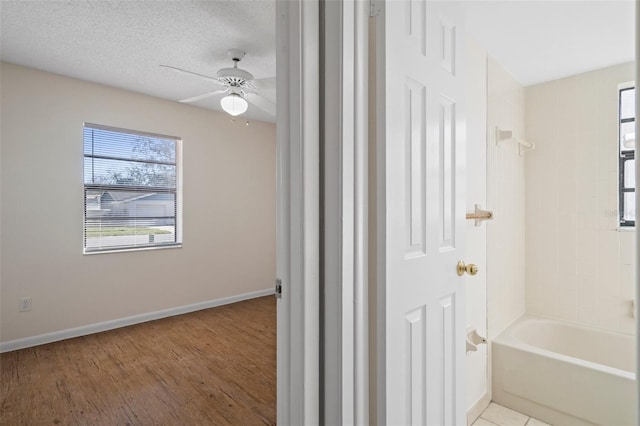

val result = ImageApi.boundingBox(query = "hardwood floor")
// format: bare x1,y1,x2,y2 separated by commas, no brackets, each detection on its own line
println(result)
0,296,276,425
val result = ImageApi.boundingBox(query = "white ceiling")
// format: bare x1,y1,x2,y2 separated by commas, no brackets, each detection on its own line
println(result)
465,0,636,86
0,0,635,123
0,0,276,122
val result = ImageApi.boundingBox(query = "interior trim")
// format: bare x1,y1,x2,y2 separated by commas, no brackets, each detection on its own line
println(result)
0,288,274,353
467,392,491,425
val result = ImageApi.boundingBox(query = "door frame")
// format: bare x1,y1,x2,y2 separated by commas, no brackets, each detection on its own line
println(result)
635,1,640,412
276,0,370,424
276,0,320,424
321,0,370,424
278,2,640,423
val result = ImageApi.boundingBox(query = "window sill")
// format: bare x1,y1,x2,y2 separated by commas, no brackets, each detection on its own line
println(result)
83,243,182,255
617,227,636,232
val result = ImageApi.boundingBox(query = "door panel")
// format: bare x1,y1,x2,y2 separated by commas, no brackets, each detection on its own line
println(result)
405,306,427,425
378,1,466,424
405,78,427,258
439,96,456,251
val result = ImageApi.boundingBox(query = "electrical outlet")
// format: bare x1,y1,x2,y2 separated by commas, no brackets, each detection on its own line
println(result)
19,297,32,312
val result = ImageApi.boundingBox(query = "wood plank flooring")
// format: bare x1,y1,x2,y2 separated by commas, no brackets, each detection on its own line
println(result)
0,296,276,425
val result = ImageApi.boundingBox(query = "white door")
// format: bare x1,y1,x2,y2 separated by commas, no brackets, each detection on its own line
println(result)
376,1,467,424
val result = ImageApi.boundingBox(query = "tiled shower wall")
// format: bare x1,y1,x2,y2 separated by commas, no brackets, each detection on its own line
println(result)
466,36,489,413
524,62,636,335
486,57,527,339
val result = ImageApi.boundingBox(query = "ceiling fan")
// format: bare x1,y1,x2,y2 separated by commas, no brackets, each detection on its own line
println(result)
161,48,275,117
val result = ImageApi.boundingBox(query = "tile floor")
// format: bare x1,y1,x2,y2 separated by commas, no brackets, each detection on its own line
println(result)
472,402,551,426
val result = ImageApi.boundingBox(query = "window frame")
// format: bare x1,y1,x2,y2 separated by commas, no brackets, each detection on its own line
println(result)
83,123,183,254
618,84,635,228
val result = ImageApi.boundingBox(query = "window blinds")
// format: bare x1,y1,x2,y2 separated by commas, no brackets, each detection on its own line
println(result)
83,124,180,252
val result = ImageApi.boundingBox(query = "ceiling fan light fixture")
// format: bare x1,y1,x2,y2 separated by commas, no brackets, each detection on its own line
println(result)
220,93,248,116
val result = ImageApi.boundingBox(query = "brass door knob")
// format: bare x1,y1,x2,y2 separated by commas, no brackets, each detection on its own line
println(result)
457,261,478,276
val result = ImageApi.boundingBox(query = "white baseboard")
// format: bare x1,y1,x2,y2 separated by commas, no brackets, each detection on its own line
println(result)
467,392,491,426
0,288,274,353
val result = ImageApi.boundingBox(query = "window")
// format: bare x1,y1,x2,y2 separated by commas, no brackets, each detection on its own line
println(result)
83,124,181,253
619,86,635,227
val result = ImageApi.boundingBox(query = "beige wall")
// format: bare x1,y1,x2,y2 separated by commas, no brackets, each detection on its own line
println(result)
0,62,276,344
525,62,636,334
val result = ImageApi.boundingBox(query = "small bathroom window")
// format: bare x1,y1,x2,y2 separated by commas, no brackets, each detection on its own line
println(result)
619,85,635,227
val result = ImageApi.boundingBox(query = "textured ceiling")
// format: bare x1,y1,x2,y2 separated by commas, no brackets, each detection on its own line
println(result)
0,0,276,122
466,0,635,86
0,0,635,119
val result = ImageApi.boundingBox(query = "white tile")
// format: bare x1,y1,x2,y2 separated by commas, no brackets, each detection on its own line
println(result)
575,153,598,186
526,418,551,426
577,306,598,326
577,130,598,157
597,143,618,172
598,300,621,331
597,230,619,261
473,417,500,426
596,174,618,207
523,64,635,331
539,275,559,317
576,229,597,265
620,311,636,334
557,303,578,322
558,221,578,248
620,264,635,299
597,203,618,231
575,259,596,279
540,268,559,291
620,295,636,334
526,299,544,317
575,135,598,164
596,257,620,301
557,141,576,179
540,244,559,276
525,282,540,308
576,209,598,231
619,231,636,266
557,272,577,304
577,274,597,308
481,402,529,426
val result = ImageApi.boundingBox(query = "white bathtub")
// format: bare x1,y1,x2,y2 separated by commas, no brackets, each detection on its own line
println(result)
492,316,637,426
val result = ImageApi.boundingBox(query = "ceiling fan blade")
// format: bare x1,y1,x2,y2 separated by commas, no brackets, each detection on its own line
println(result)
160,65,222,85
179,89,228,103
252,76,276,91
246,93,276,116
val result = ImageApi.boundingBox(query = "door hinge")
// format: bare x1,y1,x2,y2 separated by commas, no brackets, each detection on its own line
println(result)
275,278,282,299
369,0,381,17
